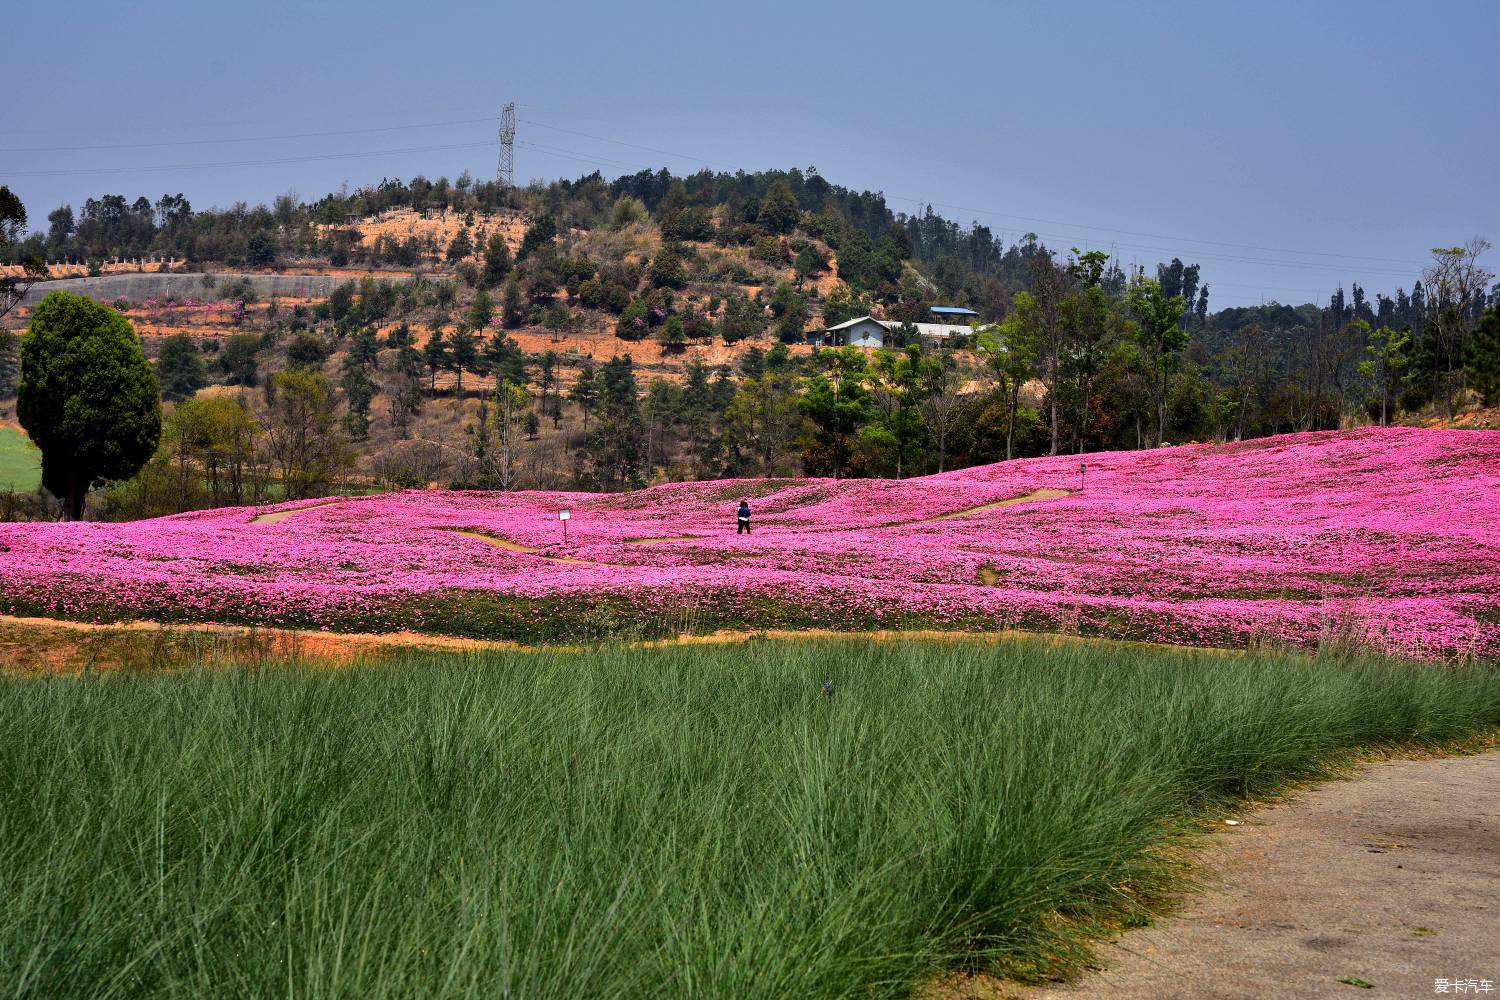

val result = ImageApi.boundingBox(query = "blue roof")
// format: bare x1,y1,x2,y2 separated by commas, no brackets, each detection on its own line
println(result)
930,305,978,316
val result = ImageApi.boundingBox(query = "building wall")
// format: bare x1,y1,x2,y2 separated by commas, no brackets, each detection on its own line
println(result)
843,319,886,348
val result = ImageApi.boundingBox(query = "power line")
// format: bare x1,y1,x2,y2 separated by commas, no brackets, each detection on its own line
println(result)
4,106,1461,279
0,115,501,154
3,140,496,177
510,133,1423,279
519,118,732,170
516,140,657,174
515,114,1434,271
889,196,1432,268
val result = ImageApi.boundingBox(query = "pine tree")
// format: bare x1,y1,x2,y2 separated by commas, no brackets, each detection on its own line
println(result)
445,228,473,263
423,328,449,392
482,234,512,286
501,278,525,328
485,331,529,388
1467,305,1500,406
447,328,480,396
569,363,598,436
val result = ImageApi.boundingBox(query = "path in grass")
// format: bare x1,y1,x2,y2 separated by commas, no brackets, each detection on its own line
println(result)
1013,750,1500,1000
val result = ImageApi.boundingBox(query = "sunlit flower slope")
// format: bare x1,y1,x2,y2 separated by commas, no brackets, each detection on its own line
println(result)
4,428,1497,656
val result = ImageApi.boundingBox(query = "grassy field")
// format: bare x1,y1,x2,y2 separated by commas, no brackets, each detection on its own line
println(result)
0,425,40,493
3,637,1498,998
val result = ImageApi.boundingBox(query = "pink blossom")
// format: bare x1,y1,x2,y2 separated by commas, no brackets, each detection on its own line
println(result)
1,428,1496,656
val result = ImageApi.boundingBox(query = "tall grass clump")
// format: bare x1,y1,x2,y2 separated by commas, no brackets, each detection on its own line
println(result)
2,639,1498,998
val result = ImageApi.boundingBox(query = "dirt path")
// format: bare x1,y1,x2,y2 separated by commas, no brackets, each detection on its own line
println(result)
1019,751,1500,999
249,500,344,525
245,487,1071,548
442,528,601,565
922,487,1071,522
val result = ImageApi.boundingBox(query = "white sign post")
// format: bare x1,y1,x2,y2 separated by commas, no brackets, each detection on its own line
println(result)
559,508,571,545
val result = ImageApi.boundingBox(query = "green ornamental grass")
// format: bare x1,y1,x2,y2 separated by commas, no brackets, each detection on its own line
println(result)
2,638,1497,998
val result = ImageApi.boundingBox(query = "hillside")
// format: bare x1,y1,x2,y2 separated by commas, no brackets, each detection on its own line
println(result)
3,427,1495,657
2,167,1495,511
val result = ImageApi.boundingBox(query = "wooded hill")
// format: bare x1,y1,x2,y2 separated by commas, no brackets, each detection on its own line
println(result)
0,169,1495,520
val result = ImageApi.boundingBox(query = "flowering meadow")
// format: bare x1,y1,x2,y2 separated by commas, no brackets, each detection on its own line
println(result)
3,427,1497,655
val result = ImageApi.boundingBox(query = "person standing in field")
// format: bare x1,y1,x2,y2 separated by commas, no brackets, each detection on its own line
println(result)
737,500,751,535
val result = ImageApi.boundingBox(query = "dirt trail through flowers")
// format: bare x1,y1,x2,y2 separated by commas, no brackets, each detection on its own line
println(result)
443,528,601,565
917,487,1072,522
250,487,1072,551
625,487,1073,545
249,500,343,525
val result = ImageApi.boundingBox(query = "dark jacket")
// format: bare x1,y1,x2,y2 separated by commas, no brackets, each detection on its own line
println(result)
737,502,750,522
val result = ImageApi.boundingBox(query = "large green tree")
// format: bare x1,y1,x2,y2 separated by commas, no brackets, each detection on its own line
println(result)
18,292,162,518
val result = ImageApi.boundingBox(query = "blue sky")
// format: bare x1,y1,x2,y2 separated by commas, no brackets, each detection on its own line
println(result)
4,0,1496,308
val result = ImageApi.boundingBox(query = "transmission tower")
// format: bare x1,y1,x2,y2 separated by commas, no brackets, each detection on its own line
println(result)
497,103,516,188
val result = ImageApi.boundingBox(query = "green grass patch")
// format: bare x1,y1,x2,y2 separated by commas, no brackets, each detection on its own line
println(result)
2,639,1498,997
0,424,41,493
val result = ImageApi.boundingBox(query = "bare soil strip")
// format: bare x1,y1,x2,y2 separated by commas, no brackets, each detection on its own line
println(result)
249,500,344,525
0,614,1192,674
1007,750,1500,1000
242,486,1066,537
629,487,1072,544
922,487,1072,522
442,528,600,565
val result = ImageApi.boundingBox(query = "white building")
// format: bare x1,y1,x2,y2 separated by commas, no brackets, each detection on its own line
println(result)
822,315,977,349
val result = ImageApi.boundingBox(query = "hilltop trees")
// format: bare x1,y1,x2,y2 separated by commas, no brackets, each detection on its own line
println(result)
18,293,162,519
756,180,800,235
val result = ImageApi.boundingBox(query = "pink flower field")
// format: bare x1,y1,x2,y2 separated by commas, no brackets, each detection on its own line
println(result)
3,427,1498,656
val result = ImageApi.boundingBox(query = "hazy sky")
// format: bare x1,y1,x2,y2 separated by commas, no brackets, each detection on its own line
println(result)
5,0,1496,308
